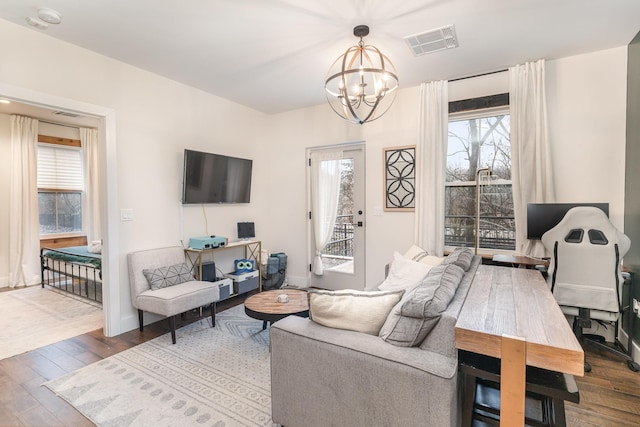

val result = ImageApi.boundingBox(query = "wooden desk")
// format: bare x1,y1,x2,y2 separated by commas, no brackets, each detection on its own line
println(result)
491,254,549,269
455,265,583,426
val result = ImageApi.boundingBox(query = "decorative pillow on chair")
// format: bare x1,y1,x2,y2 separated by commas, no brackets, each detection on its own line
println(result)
441,247,474,271
403,245,445,266
379,263,465,347
378,252,433,292
143,262,193,290
308,289,404,335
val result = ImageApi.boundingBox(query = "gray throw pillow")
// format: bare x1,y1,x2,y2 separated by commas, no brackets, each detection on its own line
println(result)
143,262,193,290
441,247,474,271
379,263,465,347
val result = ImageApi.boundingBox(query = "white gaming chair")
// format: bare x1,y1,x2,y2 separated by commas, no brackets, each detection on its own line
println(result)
541,206,639,372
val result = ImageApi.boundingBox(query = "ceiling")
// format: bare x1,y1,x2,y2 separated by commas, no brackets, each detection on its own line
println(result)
0,0,639,115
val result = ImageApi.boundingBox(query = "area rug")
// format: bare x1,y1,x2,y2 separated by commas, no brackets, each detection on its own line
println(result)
43,305,274,427
0,285,103,360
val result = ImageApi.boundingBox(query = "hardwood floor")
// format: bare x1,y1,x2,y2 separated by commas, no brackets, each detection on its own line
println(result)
0,294,246,426
1,293,639,426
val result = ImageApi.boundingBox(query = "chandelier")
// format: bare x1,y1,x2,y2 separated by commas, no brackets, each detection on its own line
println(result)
325,25,399,124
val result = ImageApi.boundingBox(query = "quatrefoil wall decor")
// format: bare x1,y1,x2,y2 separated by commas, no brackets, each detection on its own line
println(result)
384,145,415,211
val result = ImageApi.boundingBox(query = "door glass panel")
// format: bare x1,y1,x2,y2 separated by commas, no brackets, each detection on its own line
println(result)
321,158,354,274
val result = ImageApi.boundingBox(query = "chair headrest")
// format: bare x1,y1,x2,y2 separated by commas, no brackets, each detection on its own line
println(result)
541,207,630,255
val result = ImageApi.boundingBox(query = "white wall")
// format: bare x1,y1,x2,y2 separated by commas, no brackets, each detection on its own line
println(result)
264,49,628,288
547,46,628,229
0,15,629,335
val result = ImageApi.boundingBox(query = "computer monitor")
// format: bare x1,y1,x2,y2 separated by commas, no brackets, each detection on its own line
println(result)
237,222,255,240
526,203,609,240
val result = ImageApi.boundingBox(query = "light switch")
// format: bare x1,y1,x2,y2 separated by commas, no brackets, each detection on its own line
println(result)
120,208,133,221
373,206,383,216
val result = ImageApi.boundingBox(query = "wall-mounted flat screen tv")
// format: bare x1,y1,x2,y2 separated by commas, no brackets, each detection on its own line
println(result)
182,149,253,204
526,202,609,240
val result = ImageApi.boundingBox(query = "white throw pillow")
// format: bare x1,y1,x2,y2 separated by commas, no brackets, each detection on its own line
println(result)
378,252,433,292
403,244,445,266
308,289,404,335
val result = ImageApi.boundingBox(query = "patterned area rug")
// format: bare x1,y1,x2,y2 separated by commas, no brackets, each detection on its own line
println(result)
44,305,274,426
0,286,103,361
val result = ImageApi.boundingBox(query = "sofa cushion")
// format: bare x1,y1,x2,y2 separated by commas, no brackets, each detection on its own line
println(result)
379,263,465,347
308,289,404,335
143,262,193,290
378,252,433,292
403,244,445,267
441,247,474,271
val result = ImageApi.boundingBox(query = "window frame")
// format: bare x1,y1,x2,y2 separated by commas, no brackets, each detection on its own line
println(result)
444,103,514,255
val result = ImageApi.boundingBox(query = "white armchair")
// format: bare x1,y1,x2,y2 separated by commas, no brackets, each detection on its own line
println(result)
541,206,639,372
127,246,221,344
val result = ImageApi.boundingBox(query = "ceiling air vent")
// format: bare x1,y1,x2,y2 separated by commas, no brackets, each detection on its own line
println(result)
404,24,459,56
52,110,82,118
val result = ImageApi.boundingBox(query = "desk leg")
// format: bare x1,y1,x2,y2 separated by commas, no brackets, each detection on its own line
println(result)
500,334,526,427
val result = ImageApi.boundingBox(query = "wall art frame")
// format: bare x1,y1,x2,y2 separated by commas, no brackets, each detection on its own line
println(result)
383,145,416,211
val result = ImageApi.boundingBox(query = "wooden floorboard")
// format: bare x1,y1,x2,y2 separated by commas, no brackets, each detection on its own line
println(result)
1,291,639,426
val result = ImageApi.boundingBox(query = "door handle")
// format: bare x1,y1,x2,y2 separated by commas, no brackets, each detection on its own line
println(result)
356,221,363,227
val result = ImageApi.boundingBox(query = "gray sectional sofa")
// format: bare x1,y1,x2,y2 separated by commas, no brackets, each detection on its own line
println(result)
270,250,481,427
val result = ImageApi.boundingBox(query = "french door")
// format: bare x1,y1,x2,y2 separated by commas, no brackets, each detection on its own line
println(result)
308,143,365,290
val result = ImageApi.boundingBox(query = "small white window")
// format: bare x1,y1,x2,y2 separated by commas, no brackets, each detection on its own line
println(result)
37,144,83,235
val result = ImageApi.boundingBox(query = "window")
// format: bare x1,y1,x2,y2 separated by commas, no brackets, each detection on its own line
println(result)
445,104,514,251
37,143,83,235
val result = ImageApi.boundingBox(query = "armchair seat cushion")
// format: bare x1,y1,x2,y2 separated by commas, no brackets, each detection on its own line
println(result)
135,280,220,317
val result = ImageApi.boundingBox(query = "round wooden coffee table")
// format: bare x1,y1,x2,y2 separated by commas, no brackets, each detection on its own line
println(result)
244,289,309,329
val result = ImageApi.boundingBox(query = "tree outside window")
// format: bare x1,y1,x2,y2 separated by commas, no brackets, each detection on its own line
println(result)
445,112,515,250
38,191,82,234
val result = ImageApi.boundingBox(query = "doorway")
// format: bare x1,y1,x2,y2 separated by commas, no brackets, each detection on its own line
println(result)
0,82,118,336
308,143,365,290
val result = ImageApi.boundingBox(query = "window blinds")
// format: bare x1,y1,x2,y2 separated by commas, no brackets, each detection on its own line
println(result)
37,144,84,191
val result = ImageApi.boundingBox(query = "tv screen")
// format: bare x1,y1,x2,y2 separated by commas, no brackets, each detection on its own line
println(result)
182,149,253,204
237,222,255,239
526,203,609,240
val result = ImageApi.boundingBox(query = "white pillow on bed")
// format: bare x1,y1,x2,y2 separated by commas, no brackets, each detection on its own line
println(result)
87,240,102,254
378,252,433,292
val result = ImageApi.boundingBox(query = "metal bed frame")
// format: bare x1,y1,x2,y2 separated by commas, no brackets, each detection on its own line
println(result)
40,247,102,304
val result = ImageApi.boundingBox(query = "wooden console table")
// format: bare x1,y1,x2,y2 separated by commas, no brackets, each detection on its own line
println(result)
455,265,583,427
184,240,262,292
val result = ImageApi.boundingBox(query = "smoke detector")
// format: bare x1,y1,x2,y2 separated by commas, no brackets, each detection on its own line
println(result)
37,7,62,24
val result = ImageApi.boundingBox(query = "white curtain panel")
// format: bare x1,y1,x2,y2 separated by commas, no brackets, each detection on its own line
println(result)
310,149,343,275
510,59,555,257
81,127,101,243
9,115,40,287
414,80,449,256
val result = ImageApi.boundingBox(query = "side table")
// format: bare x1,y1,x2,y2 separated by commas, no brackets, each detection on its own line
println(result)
244,289,309,330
